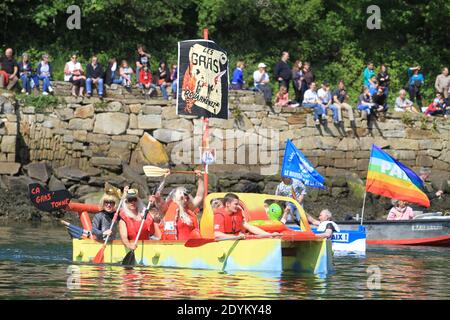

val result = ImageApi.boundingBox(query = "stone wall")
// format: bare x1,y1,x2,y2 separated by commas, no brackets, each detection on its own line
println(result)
0,82,449,219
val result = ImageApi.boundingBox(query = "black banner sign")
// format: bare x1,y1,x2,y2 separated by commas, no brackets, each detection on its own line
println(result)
28,183,72,212
177,40,229,119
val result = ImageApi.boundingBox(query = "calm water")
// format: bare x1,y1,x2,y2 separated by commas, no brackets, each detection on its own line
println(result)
0,222,448,300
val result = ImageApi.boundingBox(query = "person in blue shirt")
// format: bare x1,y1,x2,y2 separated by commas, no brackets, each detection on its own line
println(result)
363,62,375,87
230,61,245,90
408,65,424,110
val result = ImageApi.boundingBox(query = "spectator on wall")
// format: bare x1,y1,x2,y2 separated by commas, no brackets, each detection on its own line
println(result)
104,58,123,86
302,82,324,125
119,60,134,91
274,51,292,92
357,86,374,118
157,60,170,100
330,80,355,127
407,65,424,111
363,61,375,87
170,64,178,99
139,63,157,99
64,53,86,97
135,44,151,86
18,53,33,95
86,55,105,98
34,54,53,95
435,67,449,99
292,60,304,103
230,61,245,90
394,89,418,113
0,48,19,90
377,64,390,97
253,63,272,105
317,81,332,120
424,93,449,117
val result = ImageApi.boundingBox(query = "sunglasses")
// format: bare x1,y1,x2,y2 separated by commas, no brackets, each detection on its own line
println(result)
104,201,115,206
127,198,138,203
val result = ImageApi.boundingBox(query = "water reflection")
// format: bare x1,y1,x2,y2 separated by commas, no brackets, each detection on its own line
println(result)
0,222,449,299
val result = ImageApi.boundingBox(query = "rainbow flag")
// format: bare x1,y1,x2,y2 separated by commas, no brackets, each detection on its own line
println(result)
366,145,430,207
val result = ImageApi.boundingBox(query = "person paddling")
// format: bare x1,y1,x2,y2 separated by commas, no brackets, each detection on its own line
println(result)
119,187,161,250
91,189,120,241
213,193,278,240
307,209,340,239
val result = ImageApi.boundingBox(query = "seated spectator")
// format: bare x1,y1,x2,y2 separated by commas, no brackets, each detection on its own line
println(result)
424,93,449,117
86,55,104,98
139,64,157,99
368,75,378,95
302,82,324,124
18,53,33,95
275,86,289,108
119,60,134,90
230,61,245,90
317,81,332,120
372,86,388,114
407,65,424,110
135,44,151,85
157,60,170,100
170,64,178,99
377,64,390,96
253,63,272,105
395,89,418,113
34,54,53,95
64,54,86,97
357,86,375,118
330,80,355,126
435,67,449,99
307,209,340,239
387,200,414,220
0,48,19,90
104,58,123,86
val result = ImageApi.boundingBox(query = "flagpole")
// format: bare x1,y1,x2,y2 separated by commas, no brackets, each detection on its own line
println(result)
360,191,367,225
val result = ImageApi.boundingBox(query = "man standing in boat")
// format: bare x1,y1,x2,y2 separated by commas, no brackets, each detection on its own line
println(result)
307,209,340,239
275,176,307,225
213,193,276,240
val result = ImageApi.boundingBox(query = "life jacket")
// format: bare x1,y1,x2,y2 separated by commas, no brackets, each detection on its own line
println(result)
119,209,155,241
161,200,199,240
214,207,245,235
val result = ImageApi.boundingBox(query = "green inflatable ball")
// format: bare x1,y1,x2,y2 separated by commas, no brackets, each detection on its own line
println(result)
268,203,282,221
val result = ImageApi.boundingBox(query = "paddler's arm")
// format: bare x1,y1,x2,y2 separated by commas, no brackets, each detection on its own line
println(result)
152,222,162,240
307,214,320,226
214,231,243,240
119,219,136,250
243,222,271,236
191,170,204,209
315,229,333,239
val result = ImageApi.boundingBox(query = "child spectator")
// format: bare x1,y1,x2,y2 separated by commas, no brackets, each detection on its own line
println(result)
395,89,418,113
119,60,134,90
407,65,424,110
275,86,289,108
34,54,53,95
64,53,86,97
157,61,170,100
170,64,178,99
424,93,449,117
368,75,378,95
18,53,33,95
139,64,157,99
230,61,245,90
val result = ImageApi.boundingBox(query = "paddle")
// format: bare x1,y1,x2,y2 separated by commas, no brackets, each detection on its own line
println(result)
143,165,204,177
121,202,151,266
92,193,126,264
60,220,90,239
185,233,281,248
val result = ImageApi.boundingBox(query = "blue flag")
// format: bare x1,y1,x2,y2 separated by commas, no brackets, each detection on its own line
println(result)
281,139,325,189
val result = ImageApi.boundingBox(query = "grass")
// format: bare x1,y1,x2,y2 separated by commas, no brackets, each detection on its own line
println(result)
17,93,59,112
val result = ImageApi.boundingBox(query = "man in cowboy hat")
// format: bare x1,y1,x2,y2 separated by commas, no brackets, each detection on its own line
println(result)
91,183,122,241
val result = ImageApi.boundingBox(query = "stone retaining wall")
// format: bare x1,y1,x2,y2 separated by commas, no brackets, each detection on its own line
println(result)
0,82,449,219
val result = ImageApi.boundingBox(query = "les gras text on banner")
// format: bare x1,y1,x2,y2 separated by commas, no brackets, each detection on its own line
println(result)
281,139,325,189
177,40,228,119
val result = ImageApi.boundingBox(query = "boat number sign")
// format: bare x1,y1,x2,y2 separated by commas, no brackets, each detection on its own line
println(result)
412,224,443,231
331,233,349,243
29,183,72,212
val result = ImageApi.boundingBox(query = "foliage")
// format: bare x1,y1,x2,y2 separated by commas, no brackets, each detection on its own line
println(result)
17,93,59,111
2,0,449,105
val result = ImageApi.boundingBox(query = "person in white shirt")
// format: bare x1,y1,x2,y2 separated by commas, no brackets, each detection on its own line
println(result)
302,82,324,124
252,63,272,104
395,89,418,113
64,53,86,97
317,81,332,120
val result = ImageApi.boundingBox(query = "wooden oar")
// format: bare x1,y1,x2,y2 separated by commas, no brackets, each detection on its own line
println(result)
121,203,151,266
185,233,282,248
143,165,204,177
92,194,126,264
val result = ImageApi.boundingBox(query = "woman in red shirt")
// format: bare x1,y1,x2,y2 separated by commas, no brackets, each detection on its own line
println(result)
139,64,157,99
119,187,161,250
